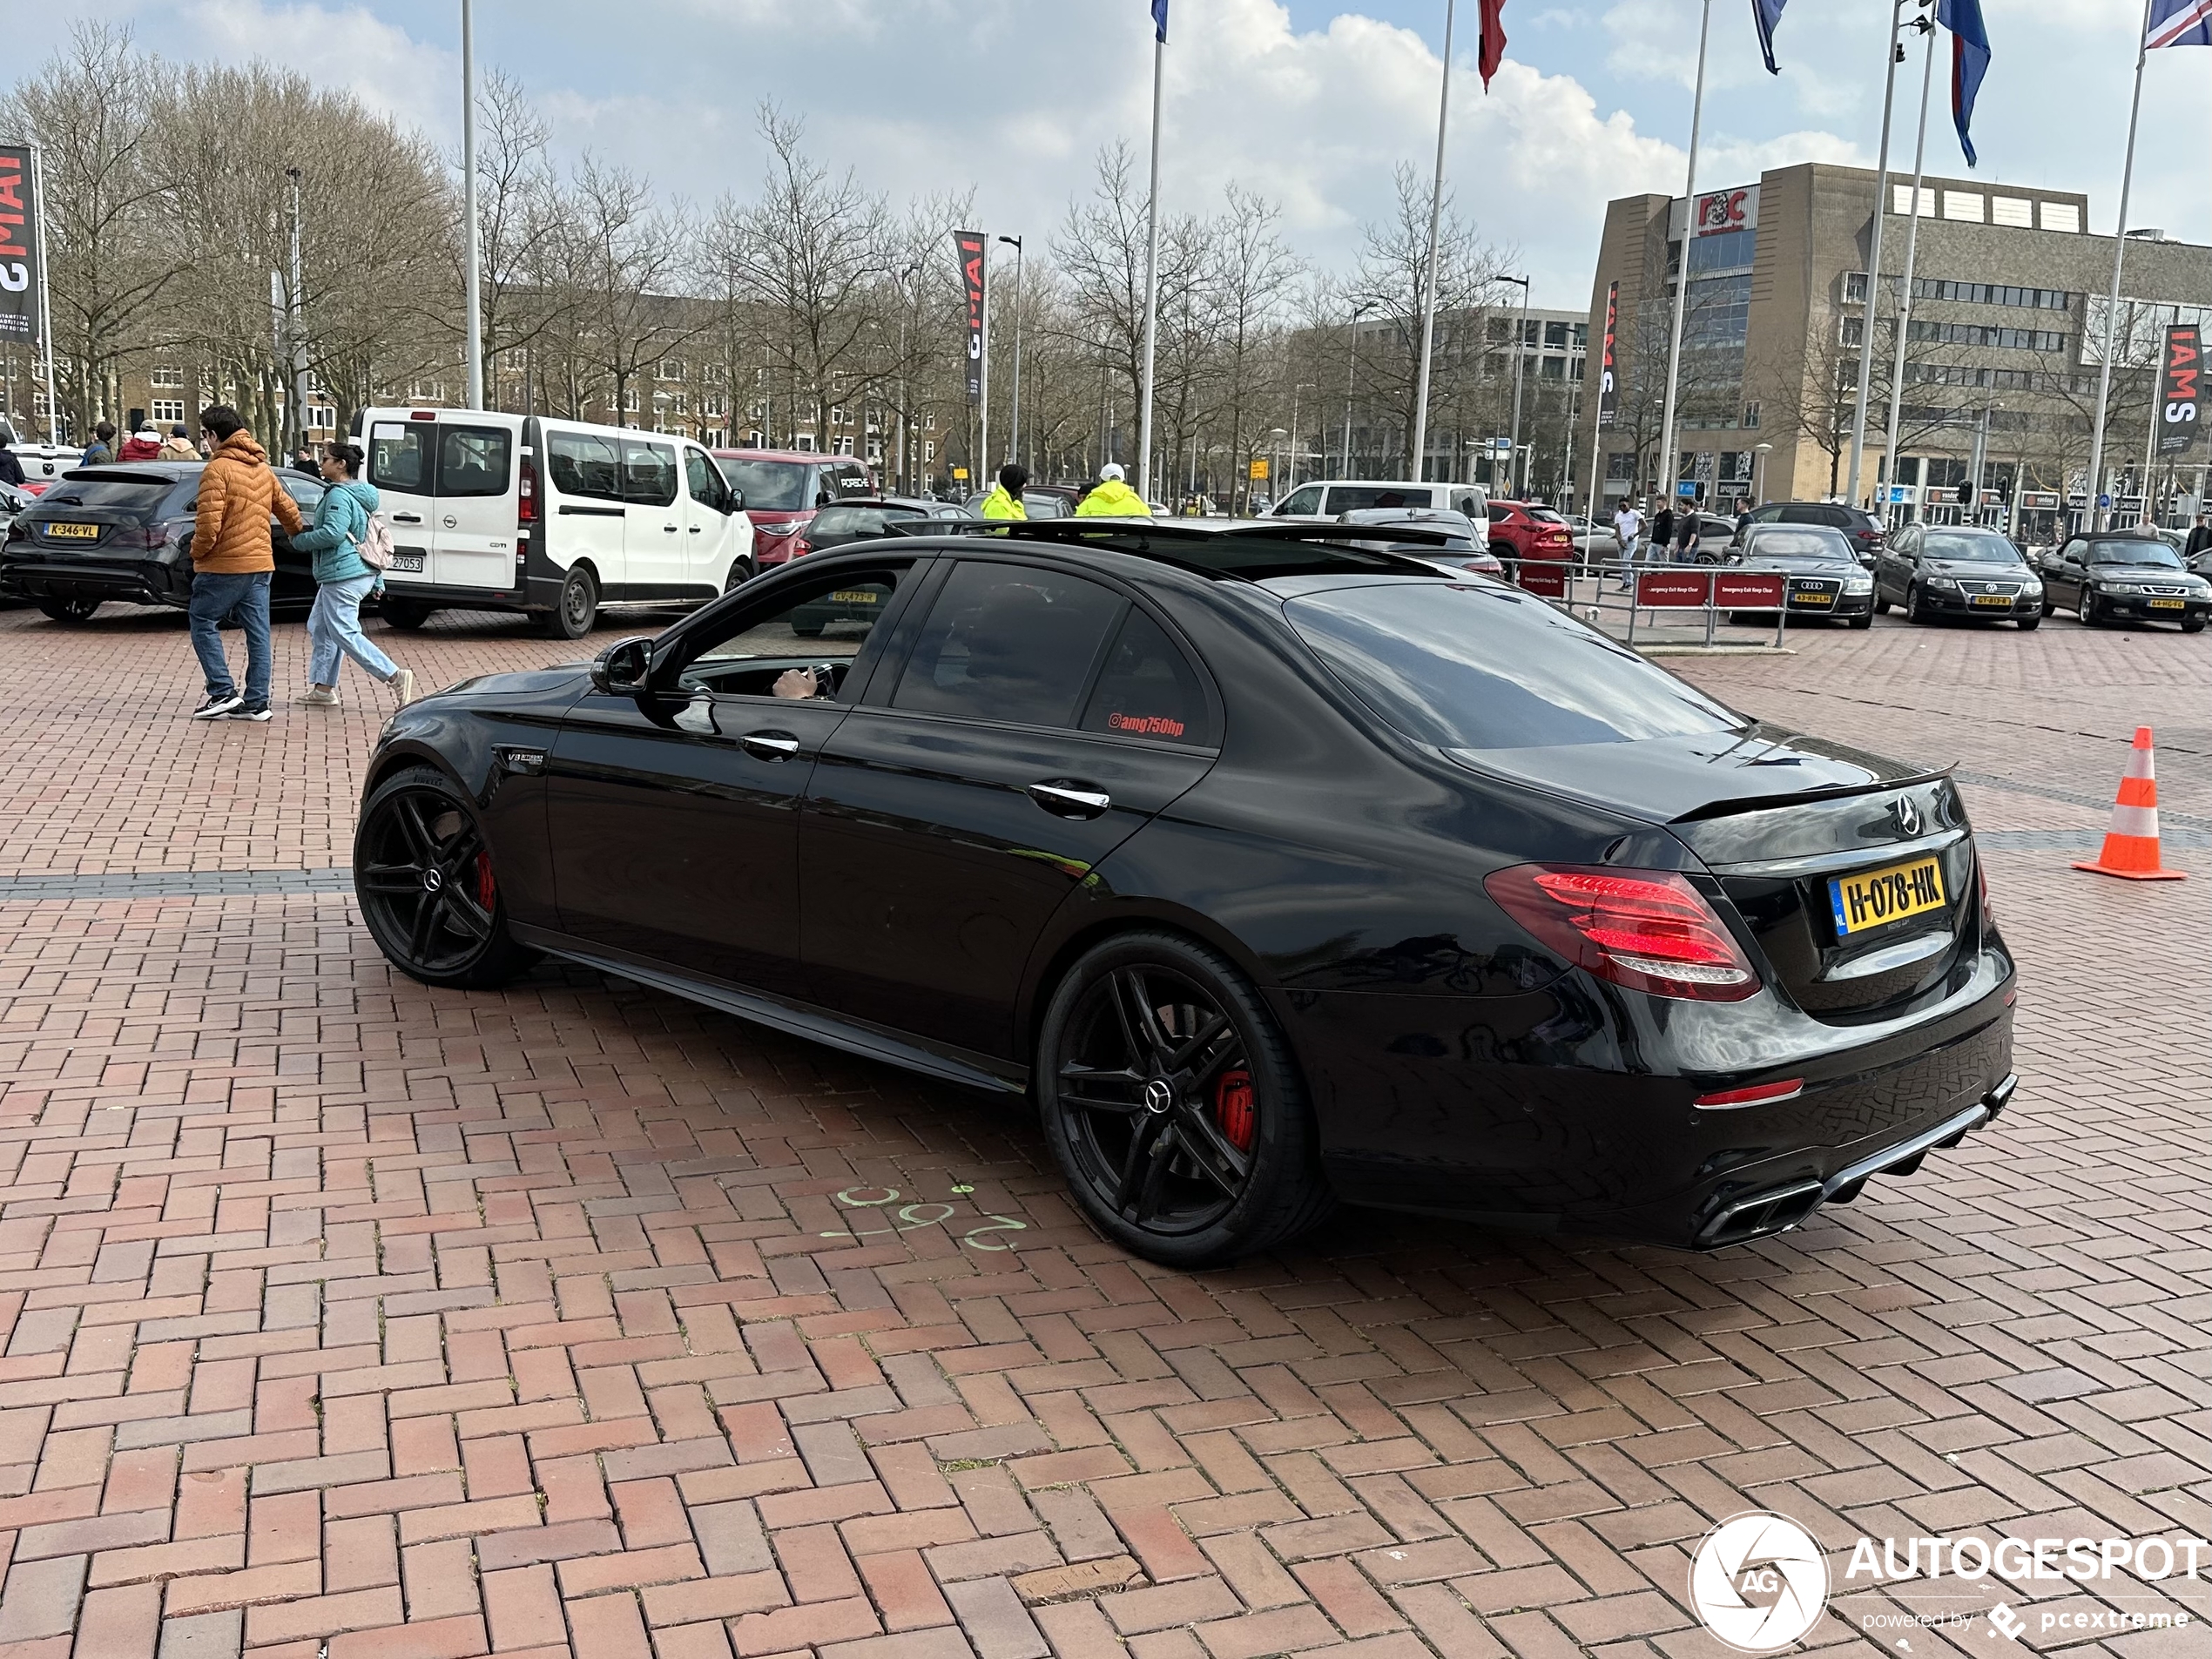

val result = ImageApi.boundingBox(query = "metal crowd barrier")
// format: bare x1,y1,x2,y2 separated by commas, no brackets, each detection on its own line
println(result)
1510,556,1791,648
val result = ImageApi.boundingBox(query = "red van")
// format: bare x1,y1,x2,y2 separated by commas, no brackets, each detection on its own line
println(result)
710,449,874,570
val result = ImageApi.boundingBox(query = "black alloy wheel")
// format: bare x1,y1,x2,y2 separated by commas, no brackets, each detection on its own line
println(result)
1905,583,1929,624
1036,932,1332,1266
1873,587,1891,616
37,597,101,624
354,766,535,989
2079,591,2100,626
543,565,598,639
723,557,755,594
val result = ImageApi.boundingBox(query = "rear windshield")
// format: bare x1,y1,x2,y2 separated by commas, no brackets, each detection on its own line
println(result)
718,459,810,512
35,477,179,516
2087,539,2183,568
810,504,923,538
1921,531,2020,563
1285,581,1743,751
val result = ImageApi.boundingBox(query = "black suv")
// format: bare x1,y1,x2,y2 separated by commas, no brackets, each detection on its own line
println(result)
1735,500,1884,563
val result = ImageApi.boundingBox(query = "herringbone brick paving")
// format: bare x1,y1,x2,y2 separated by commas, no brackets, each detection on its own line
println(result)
0,603,2202,1659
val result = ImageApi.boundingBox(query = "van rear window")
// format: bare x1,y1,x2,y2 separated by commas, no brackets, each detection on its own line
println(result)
369,425,432,494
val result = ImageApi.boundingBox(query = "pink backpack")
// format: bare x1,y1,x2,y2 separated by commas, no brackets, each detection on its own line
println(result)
354,509,395,572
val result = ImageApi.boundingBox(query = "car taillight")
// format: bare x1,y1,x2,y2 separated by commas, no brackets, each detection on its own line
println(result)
791,537,812,558
518,456,537,524
116,524,169,550
1977,858,1994,928
1694,1078,1804,1109
1483,865,1759,1001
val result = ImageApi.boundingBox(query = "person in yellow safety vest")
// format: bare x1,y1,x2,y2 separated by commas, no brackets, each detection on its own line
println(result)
1076,462,1150,517
978,463,1028,520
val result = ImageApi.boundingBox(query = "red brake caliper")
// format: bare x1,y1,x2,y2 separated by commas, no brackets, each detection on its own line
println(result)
1213,1069,1257,1152
475,851,496,911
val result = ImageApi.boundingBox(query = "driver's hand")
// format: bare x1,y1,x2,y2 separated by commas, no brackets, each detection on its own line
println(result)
772,668,818,699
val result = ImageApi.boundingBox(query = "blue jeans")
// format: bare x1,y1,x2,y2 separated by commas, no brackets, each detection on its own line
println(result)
187,570,272,705
307,575,396,686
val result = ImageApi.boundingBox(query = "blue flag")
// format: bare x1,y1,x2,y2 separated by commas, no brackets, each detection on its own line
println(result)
1937,0,1990,167
1152,0,1169,43
2146,0,2212,47
1752,0,1788,73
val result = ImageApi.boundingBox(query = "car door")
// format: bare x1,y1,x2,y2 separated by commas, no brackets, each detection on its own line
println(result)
621,437,684,596
799,556,1221,1061
543,426,628,593
365,416,436,589
431,421,517,593
1879,524,1916,598
2047,537,2088,610
681,445,738,593
543,556,924,988
272,473,325,604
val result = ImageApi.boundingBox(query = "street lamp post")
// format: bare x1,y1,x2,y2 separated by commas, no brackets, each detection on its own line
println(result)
461,0,483,410
1342,303,1373,475
894,260,920,495
997,234,1023,469
285,166,308,452
1752,440,1773,506
1498,274,1531,496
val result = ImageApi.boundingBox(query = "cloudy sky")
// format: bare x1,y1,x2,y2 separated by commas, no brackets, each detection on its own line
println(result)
26,0,2209,310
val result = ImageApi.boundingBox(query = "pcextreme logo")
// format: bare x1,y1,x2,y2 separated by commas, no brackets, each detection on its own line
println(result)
1689,1512,1831,1652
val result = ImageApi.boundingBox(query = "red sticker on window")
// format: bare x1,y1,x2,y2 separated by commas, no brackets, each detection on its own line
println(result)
1107,712,1186,738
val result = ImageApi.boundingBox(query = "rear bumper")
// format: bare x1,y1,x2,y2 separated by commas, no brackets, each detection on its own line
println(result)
374,578,532,616
0,556,187,608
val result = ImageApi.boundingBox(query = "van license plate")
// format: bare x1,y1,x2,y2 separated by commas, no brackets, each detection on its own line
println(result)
390,552,426,573
44,523,99,540
1829,855,1947,937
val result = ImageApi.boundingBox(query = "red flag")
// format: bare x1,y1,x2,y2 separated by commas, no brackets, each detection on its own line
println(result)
1478,0,1507,89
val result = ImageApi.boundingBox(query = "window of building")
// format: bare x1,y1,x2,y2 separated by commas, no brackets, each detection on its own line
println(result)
1742,402,1761,430
1839,315,1865,348
306,406,335,431
1942,192,1985,223
2040,202,2080,233
150,367,184,388
1912,279,2069,310
703,428,726,449
1539,356,1566,381
1687,230,1755,275
1906,320,2067,352
867,437,883,463
1892,185,1936,217
746,428,766,447
833,435,854,455
658,360,685,381
829,405,848,428
923,411,938,432
1543,320,1568,349
1572,323,1588,348
150,399,185,424
704,362,726,384
623,388,640,412
1843,272,1869,305
924,440,937,462
1992,196,2034,228
750,399,770,421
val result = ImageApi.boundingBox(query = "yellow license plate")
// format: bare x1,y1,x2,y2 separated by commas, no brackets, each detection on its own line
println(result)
2148,597,2184,610
44,523,99,540
1792,591,1833,605
829,590,880,604
1971,593,2010,607
1829,855,1947,937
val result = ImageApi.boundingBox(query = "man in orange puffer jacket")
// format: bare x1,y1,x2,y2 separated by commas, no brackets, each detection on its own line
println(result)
187,407,304,721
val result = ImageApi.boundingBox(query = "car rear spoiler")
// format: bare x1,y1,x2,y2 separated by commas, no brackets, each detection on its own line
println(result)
1667,762,1958,825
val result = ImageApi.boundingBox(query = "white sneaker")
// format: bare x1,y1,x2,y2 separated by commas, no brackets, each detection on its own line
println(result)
300,686,340,707
192,691,244,719
388,668,416,705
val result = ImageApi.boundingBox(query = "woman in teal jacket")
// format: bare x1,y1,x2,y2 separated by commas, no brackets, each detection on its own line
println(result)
290,443,414,707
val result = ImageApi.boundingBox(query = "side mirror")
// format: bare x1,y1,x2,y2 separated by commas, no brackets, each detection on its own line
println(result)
727,487,745,513
590,637,653,696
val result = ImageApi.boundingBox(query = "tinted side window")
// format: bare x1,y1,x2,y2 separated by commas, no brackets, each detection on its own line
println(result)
624,441,678,508
1331,486,1420,514
894,562,1125,728
548,431,622,502
684,448,725,508
1079,609,1215,747
1278,485,1322,516
368,422,431,494
278,475,324,514
439,426,511,499
1777,504,1821,524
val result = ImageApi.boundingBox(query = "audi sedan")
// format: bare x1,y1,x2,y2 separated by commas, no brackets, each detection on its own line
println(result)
2038,533,2210,631
1725,524,1875,626
1874,523,2044,628
353,521,2016,1264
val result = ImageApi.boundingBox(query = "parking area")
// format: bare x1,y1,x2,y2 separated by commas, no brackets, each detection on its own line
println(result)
0,600,2203,1659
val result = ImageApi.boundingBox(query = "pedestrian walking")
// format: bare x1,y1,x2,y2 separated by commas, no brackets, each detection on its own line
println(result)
119,422,163,462
159,424,198,461
1611,500,1643,590
0,425,24,488
79,421,117,467
1075,463,1148,517
1673,509,1703,564
185,406,303,723
290,442,414,710
2185,514,2210,561
978,463,1028,521
1650,501,1676,564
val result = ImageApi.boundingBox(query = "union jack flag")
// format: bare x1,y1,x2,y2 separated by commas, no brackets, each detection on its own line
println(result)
2146,0,2212,49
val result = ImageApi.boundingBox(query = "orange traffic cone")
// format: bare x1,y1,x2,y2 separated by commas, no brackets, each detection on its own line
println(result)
2073,727,2187,881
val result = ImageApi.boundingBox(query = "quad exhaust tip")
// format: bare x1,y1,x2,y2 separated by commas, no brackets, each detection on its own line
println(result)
1694,1074,2016,1248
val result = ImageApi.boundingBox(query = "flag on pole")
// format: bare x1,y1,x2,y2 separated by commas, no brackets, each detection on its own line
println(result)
1752,0,1789,73
1151,0,1169,43
1936,0,1991,167
2146,0,2212,47
1478,0,1507,88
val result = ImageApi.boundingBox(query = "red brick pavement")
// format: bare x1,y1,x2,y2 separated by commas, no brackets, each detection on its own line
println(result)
0,602,2203,1659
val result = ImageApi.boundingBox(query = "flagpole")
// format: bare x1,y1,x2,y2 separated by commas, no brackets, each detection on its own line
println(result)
2085,0,2155,532
1654,0,1714,523
1136,23,1165,506
1878,24,1936,517
1846,0,1911,509
1410,0,1458,485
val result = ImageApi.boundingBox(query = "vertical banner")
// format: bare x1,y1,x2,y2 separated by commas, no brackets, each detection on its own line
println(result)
1596,281,1619,430
2157,324,2200,456
0,146,39,347
954,229,987,407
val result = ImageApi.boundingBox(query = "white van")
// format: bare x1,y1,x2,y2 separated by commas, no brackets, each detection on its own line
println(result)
1271,478,1489,531
354,408,753,638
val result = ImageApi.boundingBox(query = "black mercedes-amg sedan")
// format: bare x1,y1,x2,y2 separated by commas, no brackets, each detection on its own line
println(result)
353,522,2017,1265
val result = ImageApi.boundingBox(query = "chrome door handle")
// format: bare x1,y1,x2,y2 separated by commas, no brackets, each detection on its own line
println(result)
740,732,799,760
1028,781,1111,818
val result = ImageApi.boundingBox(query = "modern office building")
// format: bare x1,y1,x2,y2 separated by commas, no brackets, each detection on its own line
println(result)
1582,162,2212,533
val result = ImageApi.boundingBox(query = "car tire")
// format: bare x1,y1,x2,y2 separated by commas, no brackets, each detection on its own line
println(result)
1905,583,1928,624
381,601,431,631
37,597,101,624
2183,618,2205,635
2040,594,2054,617
1849,610,1873,629
2079,593,2099,627
723,557,755,594
1873,591,1891,616
543,565,597,639
790,623,826,638
1035,931,1333,1268
353,765,536,991
2017,616,2040,631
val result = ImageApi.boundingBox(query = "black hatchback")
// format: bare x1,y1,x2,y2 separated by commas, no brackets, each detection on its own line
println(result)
0,462,325,623
350,521,2015,1265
